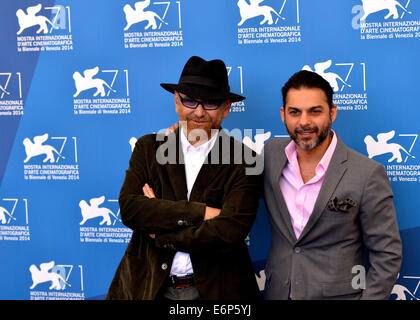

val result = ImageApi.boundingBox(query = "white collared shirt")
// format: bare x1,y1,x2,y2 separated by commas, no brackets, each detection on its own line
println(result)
169,127,218,276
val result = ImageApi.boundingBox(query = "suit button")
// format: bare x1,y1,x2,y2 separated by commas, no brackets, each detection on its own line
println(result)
161,263,168,270
177,220,184,226
284,279,290,285
294,247,301,254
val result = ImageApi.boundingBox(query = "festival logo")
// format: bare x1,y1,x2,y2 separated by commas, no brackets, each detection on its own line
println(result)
227,65,247,112
22,133,80,181
73,67,116,98
29,261,85,300
245,234,251,246
129,137,138,152
79,196,132,244
352,0,420,40
79,196,121,226
0,198,30,242
123,0,168,30
23,134,65,164
391,274,420,300
123,0,183,48
255,269,266,291
359,0,412,21
0,71,24,116
365,130,416,163
237,0,285,26
364,130,419,182
16,3,73,52
302,60,351,93
72,67,131,115
301,59,368,112
236,0,302,45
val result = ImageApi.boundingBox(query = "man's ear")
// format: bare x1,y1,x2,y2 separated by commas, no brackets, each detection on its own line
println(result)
330,104,337,123
174,91,181,114
222,99,232,119
280,106,285,124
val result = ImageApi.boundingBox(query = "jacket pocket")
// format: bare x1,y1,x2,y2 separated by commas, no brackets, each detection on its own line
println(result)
322,278,362,298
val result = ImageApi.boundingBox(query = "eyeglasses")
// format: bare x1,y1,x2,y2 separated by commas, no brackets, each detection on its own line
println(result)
178,94,225,110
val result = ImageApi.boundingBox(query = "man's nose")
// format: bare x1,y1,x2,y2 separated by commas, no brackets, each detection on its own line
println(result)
299,112,311,127
193,104,206,117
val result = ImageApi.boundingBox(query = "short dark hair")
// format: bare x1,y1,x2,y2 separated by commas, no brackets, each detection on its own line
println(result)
281,70,334,109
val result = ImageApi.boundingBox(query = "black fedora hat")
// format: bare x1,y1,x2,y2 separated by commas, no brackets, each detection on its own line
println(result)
161,56,245,102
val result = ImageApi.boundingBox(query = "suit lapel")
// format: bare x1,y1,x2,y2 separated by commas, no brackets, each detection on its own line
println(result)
163,128,188,200
270,139,298,244
297,136,348,242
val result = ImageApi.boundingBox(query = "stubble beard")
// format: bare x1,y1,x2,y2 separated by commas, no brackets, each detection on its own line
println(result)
285,117,332,151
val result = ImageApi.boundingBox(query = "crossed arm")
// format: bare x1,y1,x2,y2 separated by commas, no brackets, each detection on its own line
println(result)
142,183,221,239
119,134,261,253
119,135,225,234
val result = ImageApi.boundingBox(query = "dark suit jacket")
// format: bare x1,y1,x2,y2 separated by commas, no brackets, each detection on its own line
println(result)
263,135,402,300
106,128,262,300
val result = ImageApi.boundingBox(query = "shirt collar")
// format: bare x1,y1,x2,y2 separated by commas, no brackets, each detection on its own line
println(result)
285,129,338,175
180,126,219,155
317,129,337,173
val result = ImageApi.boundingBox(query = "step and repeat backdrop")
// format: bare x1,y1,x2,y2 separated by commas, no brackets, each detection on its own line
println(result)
0,0,419,300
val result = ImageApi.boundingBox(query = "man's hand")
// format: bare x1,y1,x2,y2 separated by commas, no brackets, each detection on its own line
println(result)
143,183,156,239
204,206,221,221
143,183,220,236
165,122,179,136
143,183,156,199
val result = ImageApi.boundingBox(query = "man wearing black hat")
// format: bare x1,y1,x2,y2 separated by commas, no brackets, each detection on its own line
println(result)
106,56,262,300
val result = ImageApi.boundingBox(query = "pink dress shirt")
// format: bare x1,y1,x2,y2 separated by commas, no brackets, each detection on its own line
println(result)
279,131,337,240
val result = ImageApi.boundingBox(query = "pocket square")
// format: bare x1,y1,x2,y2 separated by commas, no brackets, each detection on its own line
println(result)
328,197,357,213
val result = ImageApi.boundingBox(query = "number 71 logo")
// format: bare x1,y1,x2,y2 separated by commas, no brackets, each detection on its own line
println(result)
0,73,22,99
0,198,29,225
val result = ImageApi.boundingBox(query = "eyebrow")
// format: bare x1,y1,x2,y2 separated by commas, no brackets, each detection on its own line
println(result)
286,105,323,111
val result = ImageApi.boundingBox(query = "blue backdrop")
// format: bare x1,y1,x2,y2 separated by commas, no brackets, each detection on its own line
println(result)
1,0,419,300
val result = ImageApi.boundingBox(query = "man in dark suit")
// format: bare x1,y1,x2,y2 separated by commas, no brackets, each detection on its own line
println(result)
263,70,402,299
106,56,262,300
